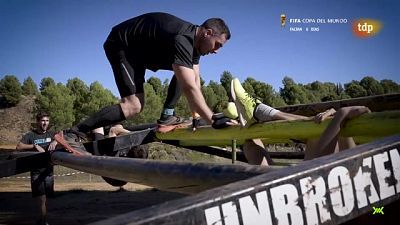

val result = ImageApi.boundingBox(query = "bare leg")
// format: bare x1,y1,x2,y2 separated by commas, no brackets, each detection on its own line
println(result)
242,139,273,166
242,106,341,163
304,106,370,160
305,138,339,160
273,108,336,122
244,106,335,165
272,111,309,121
73,93,144,134
338,137,356,151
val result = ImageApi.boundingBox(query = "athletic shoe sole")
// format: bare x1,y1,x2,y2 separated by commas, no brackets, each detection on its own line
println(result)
157,116,190,126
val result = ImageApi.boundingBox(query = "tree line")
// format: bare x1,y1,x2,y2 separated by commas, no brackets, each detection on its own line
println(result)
1,72,399,131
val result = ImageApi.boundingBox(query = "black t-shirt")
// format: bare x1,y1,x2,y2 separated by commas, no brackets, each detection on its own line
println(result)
108,12,200,71
20,129,56,174
20,130,56,149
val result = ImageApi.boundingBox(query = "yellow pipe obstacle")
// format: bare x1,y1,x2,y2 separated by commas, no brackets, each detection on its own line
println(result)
156,110,400,146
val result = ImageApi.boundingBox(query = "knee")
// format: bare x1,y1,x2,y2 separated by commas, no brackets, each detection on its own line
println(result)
120,101,143,118
109,127,118,137
120,94,145,118
125,105,142,118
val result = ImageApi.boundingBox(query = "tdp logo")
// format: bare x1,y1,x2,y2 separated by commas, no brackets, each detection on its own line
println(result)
352,19,382,38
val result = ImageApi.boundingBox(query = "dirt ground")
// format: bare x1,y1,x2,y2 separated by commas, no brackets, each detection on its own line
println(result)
0,177,186,225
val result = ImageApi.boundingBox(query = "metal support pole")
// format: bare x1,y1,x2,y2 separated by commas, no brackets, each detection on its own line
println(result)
50,151,273,194
232,139,236,164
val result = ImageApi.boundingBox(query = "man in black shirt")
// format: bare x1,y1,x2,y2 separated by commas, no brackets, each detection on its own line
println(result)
65,12,235,149
16,112,57,225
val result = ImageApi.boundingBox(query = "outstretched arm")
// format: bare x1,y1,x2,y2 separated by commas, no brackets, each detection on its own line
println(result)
173,64,213,123
305,106,371,160
193,64,201,89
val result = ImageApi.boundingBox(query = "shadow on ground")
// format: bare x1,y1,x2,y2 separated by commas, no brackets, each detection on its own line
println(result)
0,188,186,225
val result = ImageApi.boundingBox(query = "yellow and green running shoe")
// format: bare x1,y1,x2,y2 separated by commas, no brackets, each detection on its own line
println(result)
223,102,239,119
231,78,260,127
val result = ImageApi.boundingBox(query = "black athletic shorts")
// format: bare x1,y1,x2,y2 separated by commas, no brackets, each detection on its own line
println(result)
104,33,145,98
30,167,54,198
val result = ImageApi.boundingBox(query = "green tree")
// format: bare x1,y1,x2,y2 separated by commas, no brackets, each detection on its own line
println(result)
305,81,339,102
202,85,217,112
36,83,75,130
39,77,56,91
161,78,170,98
344,81,367,98
208,80,228,112
269,94,286,107
200,77,205,86
359,76,384,96
243,77,285,106
279,76,308,105
242,79,256,97
0,75,22,106
66,78,90,123
22,76,39,96
380,79,400,94
81,81,118,120
338,92,351,100
175,96,191,118
301,84,319,103
147,76,163,96
129,83,162,124
220,71,233,99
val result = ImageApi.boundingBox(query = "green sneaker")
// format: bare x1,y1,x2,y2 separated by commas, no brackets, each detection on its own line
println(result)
223,102,239,119
231,78,259,127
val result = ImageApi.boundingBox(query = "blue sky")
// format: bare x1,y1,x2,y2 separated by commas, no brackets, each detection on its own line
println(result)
1,0,399,96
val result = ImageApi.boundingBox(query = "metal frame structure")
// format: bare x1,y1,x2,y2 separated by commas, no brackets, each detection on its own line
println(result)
90,135,400,225
1,93,400,224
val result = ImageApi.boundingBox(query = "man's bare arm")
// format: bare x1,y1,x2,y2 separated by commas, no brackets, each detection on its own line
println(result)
16,142,45,152
173,64,213,123
191,64,202,130
16,142,35,151
193,64,201,89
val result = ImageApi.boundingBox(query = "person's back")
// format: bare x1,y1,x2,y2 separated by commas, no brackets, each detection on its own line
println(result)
107,12,199,71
